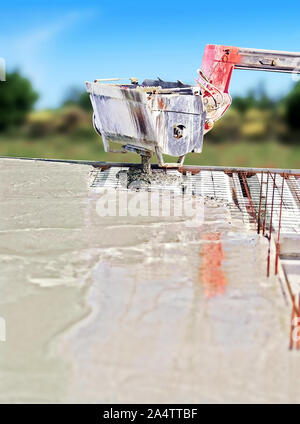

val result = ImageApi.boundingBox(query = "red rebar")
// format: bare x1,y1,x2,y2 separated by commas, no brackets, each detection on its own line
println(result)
267,174,276,277
262,172,270,236
241,172,257,222
275,174,285,275
257,171,264,234
282,265,300,315
298,296,300,350
290,304,295,350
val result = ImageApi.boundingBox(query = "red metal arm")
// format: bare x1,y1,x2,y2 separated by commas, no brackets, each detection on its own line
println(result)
199,44,300,132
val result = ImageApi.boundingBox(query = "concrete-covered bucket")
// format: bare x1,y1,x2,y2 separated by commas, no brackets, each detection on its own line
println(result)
86,80,206,158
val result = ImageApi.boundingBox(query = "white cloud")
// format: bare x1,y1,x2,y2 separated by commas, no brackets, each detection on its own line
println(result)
7,9,96,106
14,10,90,56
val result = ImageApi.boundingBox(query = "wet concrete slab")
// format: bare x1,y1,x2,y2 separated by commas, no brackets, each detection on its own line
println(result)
0,158,298,403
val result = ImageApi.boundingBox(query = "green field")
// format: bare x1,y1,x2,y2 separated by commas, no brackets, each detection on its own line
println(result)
0,135,299,169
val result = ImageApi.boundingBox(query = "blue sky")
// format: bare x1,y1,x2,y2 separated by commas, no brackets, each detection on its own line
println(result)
1,0,300,108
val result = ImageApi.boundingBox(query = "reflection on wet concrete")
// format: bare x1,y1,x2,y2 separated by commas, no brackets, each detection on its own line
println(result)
0,158,298,403
199,233,226,298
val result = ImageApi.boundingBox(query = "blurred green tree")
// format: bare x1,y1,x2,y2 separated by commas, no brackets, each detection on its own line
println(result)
0,71,38,130
231,90,257,114
285,81,300,130
231,84,275,114
63,87,92,111
256,81,276,110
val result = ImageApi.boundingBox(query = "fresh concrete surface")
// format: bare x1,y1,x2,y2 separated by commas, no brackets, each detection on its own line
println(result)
0,158,298,403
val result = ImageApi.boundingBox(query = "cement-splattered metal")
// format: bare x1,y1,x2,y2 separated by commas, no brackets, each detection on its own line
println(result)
86,81,206,157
